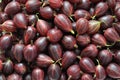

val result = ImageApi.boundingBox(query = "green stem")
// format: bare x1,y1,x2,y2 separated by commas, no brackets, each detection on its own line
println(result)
106,42,116,47
96,59,100,65
2,30,7,35
10,32,12,36
117,40,120,42
74,44,78,48
107,48,111,52
76,34,79,37
112,15,116,19
36,33,40,37
93,74,96,79
67,76,72,80
51,60,55,64
19,40,23,44
53,11,57,17
77,56,81,60
91,15,96,20
70,30,75,34
42,2,46,7
58,62,62,66
31,22,35,27
97,45,102,49
69,16,74,22
70,14,74,17
54,58,62,66
80,71,84,74
30,40,33,46
54,58,62,64
0,0,2,3
41,1,48,7
41,0,44,2
36,13,40,20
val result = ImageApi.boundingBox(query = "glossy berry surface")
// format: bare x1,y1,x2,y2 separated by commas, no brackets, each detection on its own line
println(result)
0,0,120,79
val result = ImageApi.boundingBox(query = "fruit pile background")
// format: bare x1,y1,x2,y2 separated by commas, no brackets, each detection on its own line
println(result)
0,0,120,80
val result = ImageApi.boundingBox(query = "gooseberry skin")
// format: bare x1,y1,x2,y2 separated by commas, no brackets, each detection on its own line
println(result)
59,73,67,80
48,43,62,61
106,63,120,78
74,10,91,20
91,0,102,3
48,0,63,9
24,74,32,80
62,35,77,50
0,34,12,50
0,0,120,79
39,6,53,20
23,44,38,62
104,28,120,42
115,8,120,20
115,2,120,11
47,28,63,43
34,37,48,52
92,33,107,47
0,74,6,80
67,64,81,80
14,63,26,75
68,0,80,3
47,64,61,80
95,65,106,80
36,19,51,36
1,20,16,32
54,14,74,33
87,20,101,34
24,26,36,44
80,44,98,58
114,50,120,63
81,73,93,80
25,0,41,13
13,43,24,62
0,12,9,24
27,15,37,25
0,60,3,71
76,34,90,47
76,18,89,35
36,54,54,68
62,1,73,16
3,60,13,74
77,0,91,10
4,1,21,15
99,15,115,29
13,13,28,29
7,73,22,80
113,22,120,34
32,68,44,80
16,0,27,4
94,2,108,17
98,50,113,66
79,57,95,73
62,51,76,69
